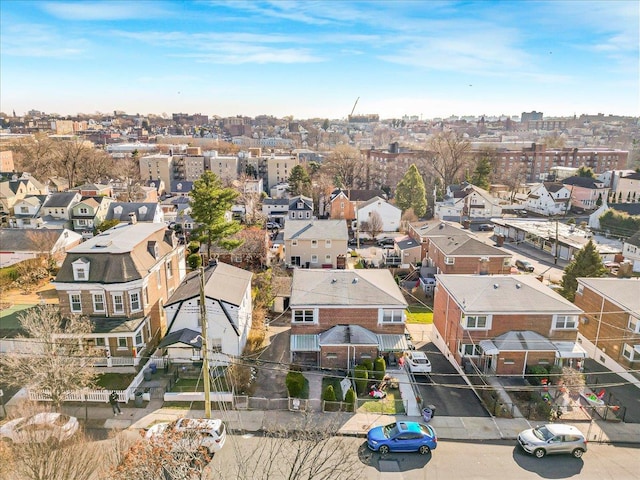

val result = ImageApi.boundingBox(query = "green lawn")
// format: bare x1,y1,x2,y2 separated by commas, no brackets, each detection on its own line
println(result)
95,373,136,390
0,304,35,334
406,306,433,324
357,390,405,414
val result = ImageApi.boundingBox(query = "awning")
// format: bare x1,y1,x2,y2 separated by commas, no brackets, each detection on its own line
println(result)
554,341,588,359
377,334,408,352
290,334,320,352
479,340,499,355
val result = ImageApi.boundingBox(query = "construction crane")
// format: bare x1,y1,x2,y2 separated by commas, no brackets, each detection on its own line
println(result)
349,97,360,118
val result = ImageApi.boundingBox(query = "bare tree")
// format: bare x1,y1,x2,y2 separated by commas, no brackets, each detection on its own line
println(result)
78,149,117,185
0,305,96,410
360,211,384,239
12,134,56,179
234,174,266,225
3,403,103,480
215,414,365,480
423,131,471,187
321,145,365,190
51,137,96,188
499,163,529,202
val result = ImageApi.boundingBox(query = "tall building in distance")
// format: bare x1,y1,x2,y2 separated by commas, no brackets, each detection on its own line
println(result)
521,111,544,123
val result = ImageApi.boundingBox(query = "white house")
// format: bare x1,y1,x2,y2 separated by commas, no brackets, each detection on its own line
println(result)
524,182,571,216
435,183,503,220
160,262,253,365
622,231,640,273
355,196,401,232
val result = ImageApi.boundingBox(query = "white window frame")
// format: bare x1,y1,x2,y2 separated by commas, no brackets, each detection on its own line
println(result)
622,343,637,361
156,269,162,289
576,284,584,295
460,343,482,356
554,314,577,330
463,315,490,330
92,292,105,313
325,254,331,262
325,239,331,248
628,315,640,334
380,309,405,324
72,259,90,281
444,257,455,265
292,240,298,247
117,337,127,350
166,258,173,279
69,292,82,313
311,255,318,263
129,291,141,312
135,330,144,347
292,309,316,323
311,240,318,248
112,293,125,314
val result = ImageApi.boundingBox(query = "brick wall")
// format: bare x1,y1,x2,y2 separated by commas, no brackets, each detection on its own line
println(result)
290,307,405,335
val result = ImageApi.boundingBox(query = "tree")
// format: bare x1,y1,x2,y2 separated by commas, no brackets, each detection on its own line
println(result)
395,164,427,217
52,137,96,188
424,131,471,187
360,210,384,239
12,133,57,179
0,305,96,410
577,166,595,178
214,414,365,480
321,145,364,189
471,152,493,190
288,164,312,197
560,240,608,301
190,171,242,259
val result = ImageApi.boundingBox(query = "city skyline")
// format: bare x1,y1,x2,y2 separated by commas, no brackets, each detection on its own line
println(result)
1,1,638,120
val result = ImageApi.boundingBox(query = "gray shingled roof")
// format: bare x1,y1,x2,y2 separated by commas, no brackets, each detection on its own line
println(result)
158,328,202,349
429,235,510,256
319,325,378,346
284,219,348,240
106,202,160,222
290,269,406,307
434,274,582,314
42,192,79,208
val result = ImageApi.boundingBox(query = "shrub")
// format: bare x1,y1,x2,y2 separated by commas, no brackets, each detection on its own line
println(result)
345,388,356,408
353,365,368,395
187,241,201,255
373,357,386,381
285,371,306,397
525,365,549,386
548,365,563,384
361,359,374,378
187,253,202,269
323,385,338,411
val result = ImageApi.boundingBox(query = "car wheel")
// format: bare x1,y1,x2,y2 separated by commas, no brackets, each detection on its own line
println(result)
533,448,546,458
419,445,431,455
378,445,390,455
572,448,584,459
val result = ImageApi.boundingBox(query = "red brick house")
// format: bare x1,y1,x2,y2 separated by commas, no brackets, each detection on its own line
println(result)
574,278,640,371
432,275,585,375
289,269,409,369
426,234,512,275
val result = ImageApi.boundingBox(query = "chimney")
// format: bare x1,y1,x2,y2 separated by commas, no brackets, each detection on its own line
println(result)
128,212,137,224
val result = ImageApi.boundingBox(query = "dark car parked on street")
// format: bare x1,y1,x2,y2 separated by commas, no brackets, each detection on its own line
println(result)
478,224,494,231
515,259,535,272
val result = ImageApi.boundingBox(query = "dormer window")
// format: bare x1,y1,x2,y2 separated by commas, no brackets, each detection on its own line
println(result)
72,258,90,281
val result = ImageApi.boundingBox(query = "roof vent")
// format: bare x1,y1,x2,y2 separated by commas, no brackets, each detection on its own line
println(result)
516,283,522,289
493,283,499,289
331,278,337,284
352,278,358,284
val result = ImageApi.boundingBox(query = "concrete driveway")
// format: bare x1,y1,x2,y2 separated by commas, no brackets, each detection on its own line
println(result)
250,320,291,399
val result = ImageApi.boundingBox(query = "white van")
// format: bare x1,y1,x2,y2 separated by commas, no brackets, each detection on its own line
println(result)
406,351,432,374
145,417,226,454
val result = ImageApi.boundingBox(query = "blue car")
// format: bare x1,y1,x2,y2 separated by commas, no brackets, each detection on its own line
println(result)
367,421,437,455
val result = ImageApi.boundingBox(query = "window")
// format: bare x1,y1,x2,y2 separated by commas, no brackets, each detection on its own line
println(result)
554,315,577,329
95,337,105,347
113,293,124,314
325,254,331,262
293,309,315,323
464,315,488,329
290,256,301,266
130,291,141,312
325,240,331,248
69,293,82,313
310,255,318,263
444,257,455,265
460,344,482,356
72,258,90,281
135,330,144,347
92,292,105,312
292,240,298,246
20,206,29,213
156,270,162,288
381,309,404,323
628,316,640,334
79,207,88,214
117,337,127,349
622,344,637,361
311,240,318,248
166,259,173,278
576,284,584,295
143,286,149,306
211,338,222,353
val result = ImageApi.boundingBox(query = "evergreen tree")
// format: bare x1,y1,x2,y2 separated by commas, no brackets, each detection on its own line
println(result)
471,154,492,190
560,240,608,301
190,171,242,259
596,193,602,207
396,164,427,217
577,166,595,178
288,164,312,197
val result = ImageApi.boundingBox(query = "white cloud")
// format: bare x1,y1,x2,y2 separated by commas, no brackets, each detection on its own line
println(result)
0,22,87,57
40,1,170,21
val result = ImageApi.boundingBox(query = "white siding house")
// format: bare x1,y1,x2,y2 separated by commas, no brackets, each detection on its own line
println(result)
356,197,401,233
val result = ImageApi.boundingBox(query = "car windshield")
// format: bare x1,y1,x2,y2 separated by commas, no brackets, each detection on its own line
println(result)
419,424,434,437
382,423,399,438
533,426,553,441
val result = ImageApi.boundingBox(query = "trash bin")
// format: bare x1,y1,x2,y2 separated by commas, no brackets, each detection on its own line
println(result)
149,363,157,374
134,391,144,407
143,369,152,381
428,404,436,418
422,407,433,422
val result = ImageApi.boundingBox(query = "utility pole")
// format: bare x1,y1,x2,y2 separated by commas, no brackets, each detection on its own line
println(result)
199,266,211,419
554,220,559,265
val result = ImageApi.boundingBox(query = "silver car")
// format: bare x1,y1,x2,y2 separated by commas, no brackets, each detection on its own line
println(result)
518,424,587,459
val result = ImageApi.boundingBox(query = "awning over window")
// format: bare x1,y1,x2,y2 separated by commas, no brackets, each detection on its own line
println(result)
377,334,409,352
290,334,320,352
479,339,499,355
553,341,588,359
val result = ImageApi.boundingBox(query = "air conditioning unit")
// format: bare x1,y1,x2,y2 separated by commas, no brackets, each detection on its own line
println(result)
580,317,589,325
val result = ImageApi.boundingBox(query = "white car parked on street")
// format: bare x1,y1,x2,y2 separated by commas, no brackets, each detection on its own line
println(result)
406,351,432,374
145,417,226,454
0,412,79,444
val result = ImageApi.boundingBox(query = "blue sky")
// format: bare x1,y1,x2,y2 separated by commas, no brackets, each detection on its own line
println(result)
1,1,638,120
